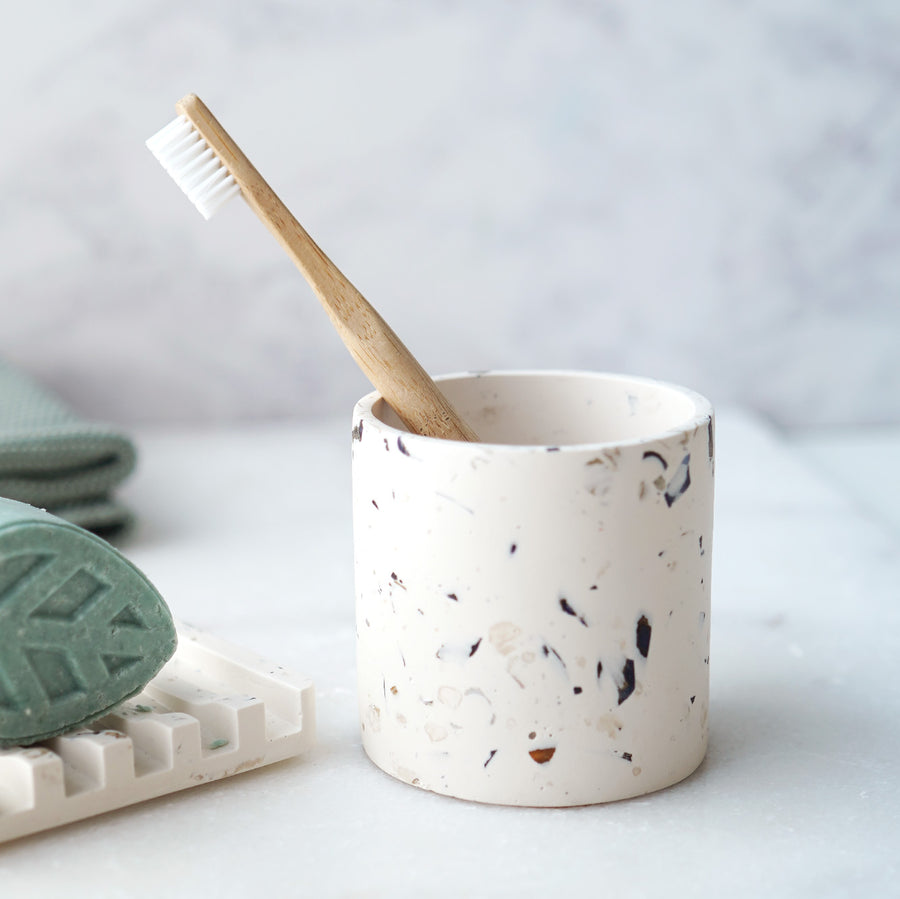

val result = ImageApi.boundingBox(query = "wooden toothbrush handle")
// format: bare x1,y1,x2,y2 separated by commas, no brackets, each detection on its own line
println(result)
176,94,479,443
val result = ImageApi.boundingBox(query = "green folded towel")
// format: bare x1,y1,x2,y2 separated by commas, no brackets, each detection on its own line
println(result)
0,360,136,538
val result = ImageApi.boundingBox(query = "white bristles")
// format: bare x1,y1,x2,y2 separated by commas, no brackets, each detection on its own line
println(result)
146,115,241,220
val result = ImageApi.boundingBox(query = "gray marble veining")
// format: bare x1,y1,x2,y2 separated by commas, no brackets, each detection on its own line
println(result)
1,1,898,427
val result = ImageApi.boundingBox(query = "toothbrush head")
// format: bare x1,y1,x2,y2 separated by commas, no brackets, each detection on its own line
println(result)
146,114,241,220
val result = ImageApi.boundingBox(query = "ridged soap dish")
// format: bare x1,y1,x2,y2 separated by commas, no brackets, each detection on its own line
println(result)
0,623,315,844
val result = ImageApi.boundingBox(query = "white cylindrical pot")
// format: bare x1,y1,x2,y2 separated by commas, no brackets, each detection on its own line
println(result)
352,371,714,806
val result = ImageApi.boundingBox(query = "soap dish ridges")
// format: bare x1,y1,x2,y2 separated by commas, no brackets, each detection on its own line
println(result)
0,497,177,747
0,622,315,843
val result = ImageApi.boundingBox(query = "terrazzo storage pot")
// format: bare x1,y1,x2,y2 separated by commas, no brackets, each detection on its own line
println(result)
352,371,714,806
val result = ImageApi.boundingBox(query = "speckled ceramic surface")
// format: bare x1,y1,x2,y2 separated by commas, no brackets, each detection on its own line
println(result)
352,371,714,806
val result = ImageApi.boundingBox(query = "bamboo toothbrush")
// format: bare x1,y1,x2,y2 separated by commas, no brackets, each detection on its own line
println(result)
146,93,478,442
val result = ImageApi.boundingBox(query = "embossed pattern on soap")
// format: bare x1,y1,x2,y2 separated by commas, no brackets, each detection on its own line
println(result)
0,499,177,747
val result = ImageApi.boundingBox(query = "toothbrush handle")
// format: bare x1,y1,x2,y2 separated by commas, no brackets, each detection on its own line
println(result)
176,94,479,443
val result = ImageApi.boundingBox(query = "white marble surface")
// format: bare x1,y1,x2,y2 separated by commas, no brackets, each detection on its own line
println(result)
791,425,900,539
2,2,899,428
1,408,897,897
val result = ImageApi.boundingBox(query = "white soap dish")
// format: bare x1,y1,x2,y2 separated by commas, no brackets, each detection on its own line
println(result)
0,623,315,844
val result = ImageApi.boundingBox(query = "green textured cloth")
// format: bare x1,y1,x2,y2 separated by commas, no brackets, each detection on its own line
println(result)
0,360,136,537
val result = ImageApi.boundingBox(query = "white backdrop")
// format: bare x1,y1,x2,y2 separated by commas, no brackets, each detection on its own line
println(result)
1,0,898,428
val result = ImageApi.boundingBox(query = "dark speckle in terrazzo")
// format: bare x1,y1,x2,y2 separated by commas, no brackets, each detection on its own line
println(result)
559,596,588,626
636,615,652,658
510,543,517,555
642,450,668,469
542,644,566,667
484,749,498,767
617,659,636,705
397,436,410,456
469,638,482,657
529,747,556,764
447,592,459,602
664,454,692,507
352,421,364,442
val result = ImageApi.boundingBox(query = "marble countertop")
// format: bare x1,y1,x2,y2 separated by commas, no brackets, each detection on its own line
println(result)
1,408,897,897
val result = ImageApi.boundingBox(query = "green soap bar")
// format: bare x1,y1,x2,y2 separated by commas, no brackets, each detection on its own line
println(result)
0,497,176,747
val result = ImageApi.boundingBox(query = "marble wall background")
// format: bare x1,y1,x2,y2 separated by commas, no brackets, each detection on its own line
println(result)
1,1,898,429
